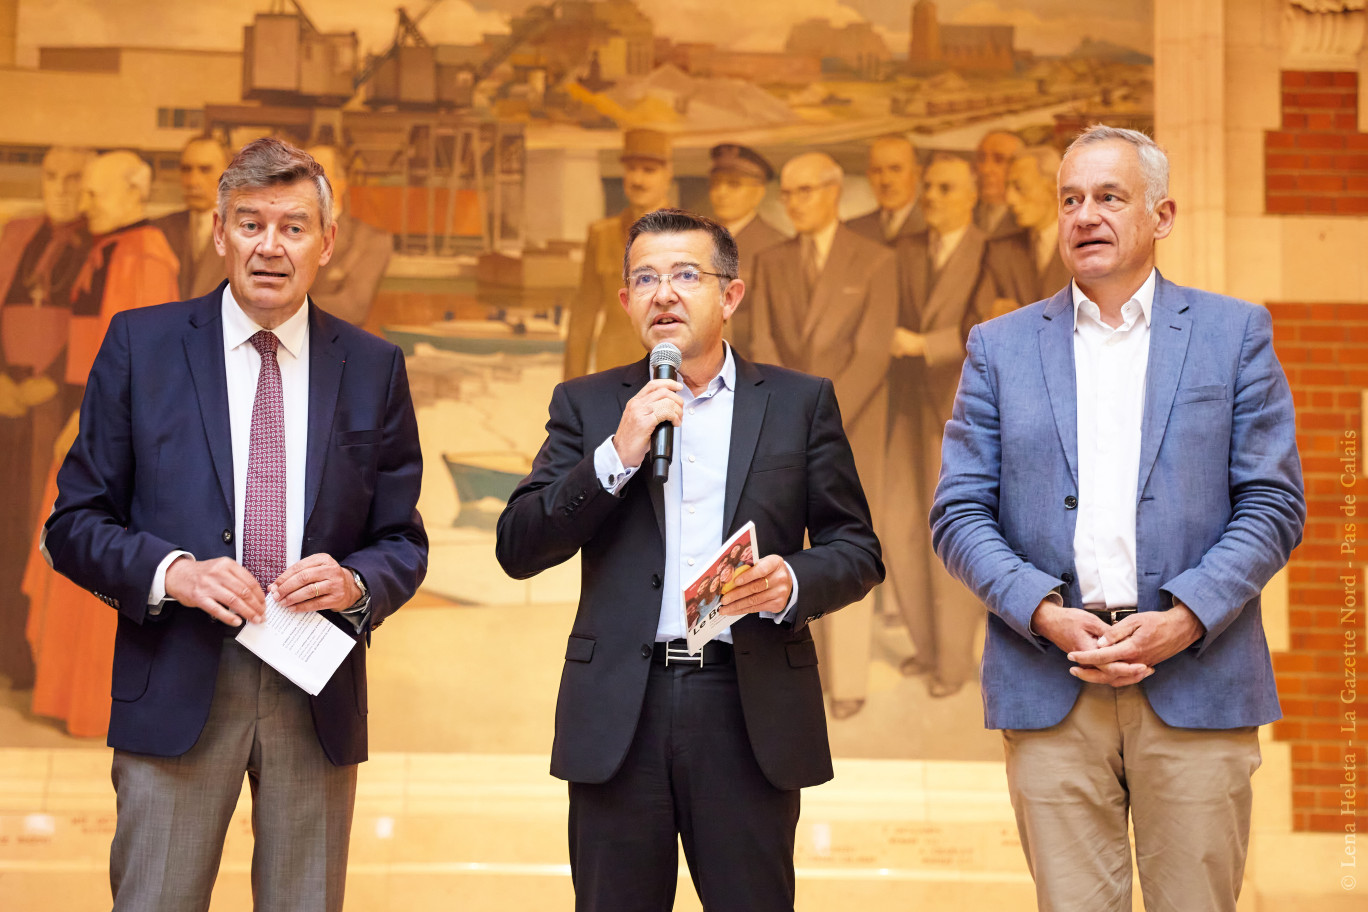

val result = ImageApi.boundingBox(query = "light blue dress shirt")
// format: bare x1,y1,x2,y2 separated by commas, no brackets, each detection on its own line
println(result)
593,344,797,642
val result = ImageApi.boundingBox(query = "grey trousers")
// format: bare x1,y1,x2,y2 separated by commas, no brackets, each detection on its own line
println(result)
110,639,357,912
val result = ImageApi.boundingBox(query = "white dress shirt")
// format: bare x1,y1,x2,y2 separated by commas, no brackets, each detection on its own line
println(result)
594,344,797,641
1071,269,1156,609
148,287,311,603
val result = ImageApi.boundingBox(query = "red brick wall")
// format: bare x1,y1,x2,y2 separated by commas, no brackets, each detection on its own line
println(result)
1265,71,1368,215
1267,302,1367,834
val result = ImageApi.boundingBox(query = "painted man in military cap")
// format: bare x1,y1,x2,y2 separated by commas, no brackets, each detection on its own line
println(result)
563,128,673,379
708,143,786,354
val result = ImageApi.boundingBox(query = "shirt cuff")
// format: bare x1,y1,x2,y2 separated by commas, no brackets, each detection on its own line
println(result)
594,435,637,494
759,560,800,624
1028,590,1065,636
147,550,194,614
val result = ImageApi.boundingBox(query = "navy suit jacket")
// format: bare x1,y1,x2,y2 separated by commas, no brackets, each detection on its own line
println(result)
43,283,427,765
495,353,883,790
931,274,1305,730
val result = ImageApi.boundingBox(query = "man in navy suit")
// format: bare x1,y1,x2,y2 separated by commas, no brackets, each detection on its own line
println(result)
931,126,1304,911
42,138,427,911
497,209,882,911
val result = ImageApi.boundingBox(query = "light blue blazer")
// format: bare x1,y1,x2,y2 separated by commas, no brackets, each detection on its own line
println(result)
930,273,1305,731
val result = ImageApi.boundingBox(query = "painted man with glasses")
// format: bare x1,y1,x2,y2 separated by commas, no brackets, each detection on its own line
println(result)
498,208,882,911
749,152,898,720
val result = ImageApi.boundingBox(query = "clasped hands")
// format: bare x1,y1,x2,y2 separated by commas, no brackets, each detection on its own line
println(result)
165,553,362,627
1031,599,1205,687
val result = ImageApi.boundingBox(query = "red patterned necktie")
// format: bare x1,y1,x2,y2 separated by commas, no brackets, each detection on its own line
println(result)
243,330,286,591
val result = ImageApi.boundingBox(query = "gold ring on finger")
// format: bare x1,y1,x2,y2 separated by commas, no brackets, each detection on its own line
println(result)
312,582,319,600
763,577,770,591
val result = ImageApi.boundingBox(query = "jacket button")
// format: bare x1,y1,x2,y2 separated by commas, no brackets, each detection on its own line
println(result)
640,644,652,658
650,573,662,589
222,529,233,543
1061,571,1074,584
1064,495,1078,510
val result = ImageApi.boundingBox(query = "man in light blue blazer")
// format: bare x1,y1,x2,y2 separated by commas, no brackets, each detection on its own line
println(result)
930,125,1305,912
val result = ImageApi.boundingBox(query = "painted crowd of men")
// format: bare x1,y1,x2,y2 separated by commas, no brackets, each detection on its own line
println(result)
0,137,393,735
566,127,1075,717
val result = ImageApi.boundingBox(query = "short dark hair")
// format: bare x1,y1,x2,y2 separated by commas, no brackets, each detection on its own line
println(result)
622,208,739,288
217,137,334,231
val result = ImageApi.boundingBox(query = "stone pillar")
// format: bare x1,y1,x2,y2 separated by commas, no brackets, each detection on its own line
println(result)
1155,0,1229,293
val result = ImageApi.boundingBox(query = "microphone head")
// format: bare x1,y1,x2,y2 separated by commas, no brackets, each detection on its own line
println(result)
649,341,682,371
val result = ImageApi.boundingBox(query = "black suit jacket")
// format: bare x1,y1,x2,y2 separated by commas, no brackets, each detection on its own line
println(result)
43,283,428,765
495,353,883,790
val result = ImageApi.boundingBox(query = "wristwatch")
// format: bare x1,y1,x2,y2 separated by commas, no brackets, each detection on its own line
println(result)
342,567,370,614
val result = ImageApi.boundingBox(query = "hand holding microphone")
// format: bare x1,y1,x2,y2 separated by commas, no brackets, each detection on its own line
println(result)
612,342,684,478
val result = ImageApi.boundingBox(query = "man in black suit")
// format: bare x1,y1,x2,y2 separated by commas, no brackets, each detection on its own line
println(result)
496,209,883,912
43,138,427,910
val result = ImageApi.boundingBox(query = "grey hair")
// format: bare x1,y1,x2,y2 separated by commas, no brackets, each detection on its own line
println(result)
1063,125,1169,211
217,137,334,232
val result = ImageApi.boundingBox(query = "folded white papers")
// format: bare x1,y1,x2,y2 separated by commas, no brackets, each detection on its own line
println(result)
235,593,356,695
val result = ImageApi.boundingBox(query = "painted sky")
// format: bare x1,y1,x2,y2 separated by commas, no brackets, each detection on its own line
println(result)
15,0,1153,64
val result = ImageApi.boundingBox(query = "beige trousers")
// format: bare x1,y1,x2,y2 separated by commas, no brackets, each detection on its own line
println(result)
110,639,357,912
1003,683,1261,912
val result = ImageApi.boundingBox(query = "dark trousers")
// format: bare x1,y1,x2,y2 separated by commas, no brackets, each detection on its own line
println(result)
568,661,801,912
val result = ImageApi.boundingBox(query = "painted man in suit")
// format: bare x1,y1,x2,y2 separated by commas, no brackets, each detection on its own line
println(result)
42,138,427,911
846,134,925,245
0,145,92,688
306,144,393,327
708,142,785,354
884,153,990,698
564,128,673,379
750,152,897,719
931,126,1304,911
498,208,881,911
978,144,1072,320
152,136,229,301
973,130,1024,239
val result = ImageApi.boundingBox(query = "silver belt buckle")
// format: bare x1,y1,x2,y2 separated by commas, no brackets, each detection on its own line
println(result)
665,644,703,666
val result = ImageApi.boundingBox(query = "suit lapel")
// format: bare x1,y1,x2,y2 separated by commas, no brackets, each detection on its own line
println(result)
1136,275,1191,498
1038,288,1079,486
925,226,986,327
723,355,768,536
801,228,855,341
304,304,345,526
183,297,234,512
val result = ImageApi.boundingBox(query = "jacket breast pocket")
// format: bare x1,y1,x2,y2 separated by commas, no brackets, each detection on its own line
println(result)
337,428,382,447
1174,384,1229,405
752,451,806,474
565,634,596,663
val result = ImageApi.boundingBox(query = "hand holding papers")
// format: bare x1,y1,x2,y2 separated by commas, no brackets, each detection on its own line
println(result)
236,592,357,695
684,522,759,655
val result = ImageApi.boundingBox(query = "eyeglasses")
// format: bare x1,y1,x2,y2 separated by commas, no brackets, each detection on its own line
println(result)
627,267,733,296
779,180,837,202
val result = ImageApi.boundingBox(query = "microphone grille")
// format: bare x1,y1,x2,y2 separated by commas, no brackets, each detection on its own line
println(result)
649,341,682,370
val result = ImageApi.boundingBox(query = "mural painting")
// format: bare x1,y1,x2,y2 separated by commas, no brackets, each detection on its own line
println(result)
0,0,1153,759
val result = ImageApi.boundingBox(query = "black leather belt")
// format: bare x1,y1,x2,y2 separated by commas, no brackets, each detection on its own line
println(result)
1083,607,1137,625
652,639,733,666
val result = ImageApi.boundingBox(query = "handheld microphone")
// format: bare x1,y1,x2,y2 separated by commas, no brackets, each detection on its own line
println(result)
648,342,682,484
